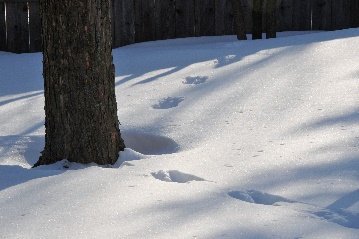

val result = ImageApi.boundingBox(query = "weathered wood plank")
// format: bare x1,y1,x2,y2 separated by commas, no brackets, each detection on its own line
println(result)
215,0,235,35
312,0,332,30
241,0,252,33
155,0,176,40
331,0,350,30
0,1,6,51
215,0,226,35
292,0,311,31
277,0,293,31
195,0,215,36
232,0,248,39
215,0,236,35
252,0,264,39
113,0,135,47
135,0,155,43
265,0,277,38
350,0,359,28
29,1,42,52
6,1,29,53
175,0,195,38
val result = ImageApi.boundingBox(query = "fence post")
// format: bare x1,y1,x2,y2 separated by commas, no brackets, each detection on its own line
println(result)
0,0,6,51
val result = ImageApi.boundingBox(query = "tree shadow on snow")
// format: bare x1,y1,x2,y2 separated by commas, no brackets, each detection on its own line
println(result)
0,53,43,97
227,189,359,229
0,135,63,192
113,29,359,88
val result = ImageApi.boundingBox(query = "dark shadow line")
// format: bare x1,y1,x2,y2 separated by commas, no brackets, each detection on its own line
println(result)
0,91,43,108
327,189,359,210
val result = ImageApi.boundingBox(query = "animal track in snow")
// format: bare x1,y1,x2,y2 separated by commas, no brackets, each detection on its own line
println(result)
151,170,206,183
182,76,207,85
228,189,359,229
122,131,179,155
152,97,184,109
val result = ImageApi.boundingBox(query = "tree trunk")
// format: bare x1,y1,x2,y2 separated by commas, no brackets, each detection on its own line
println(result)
232,0,247,40
34,0,125,167
266,0,277,39
252,0,264,40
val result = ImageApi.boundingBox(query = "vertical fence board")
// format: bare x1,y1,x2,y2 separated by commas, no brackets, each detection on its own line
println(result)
195,0,215,36
0,1,6,51
155,0,175,39
331,0,350,30
241,0,252,33
29,0,41,52
292,0,311,30
277,0,293,31
215,0,235,35
135,0,155,43
312,0,332,30
6,1,29,53
343,0,351,29
262,0,267,32
113,0,135,47
175,0,195,38
215,0,226,35
215,0,234,35
350,0,359,28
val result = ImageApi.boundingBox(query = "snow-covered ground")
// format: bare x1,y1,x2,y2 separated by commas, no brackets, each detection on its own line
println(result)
1,30,359,238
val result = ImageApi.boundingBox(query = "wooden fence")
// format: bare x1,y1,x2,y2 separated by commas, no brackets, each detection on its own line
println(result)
1,0,358,53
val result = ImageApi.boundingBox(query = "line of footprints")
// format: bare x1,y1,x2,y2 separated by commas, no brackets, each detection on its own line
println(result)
151,169,359,230
149,74,359,230
151,76,207,110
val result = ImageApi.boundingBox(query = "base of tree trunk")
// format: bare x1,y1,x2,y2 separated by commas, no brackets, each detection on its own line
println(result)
35,0,126,168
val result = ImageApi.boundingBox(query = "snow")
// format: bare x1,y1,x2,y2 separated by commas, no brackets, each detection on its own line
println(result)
1,29,359,238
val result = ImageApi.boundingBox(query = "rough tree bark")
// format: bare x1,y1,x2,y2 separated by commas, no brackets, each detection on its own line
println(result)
34,0,125,167
252,0,264,40
232,0,247,40
265,0,277,38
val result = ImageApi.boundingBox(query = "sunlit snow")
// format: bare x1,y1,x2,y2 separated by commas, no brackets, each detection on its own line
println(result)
1,30,359,238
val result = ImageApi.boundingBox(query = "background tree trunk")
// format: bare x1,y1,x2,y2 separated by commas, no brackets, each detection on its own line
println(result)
34,0,125,167
252,0,264,40
232,0,247,40
266,0,277,38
